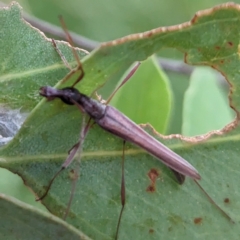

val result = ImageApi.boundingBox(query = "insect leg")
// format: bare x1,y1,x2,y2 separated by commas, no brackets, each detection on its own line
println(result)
52,38,72,70
115,140,126,240
63,115,92,219
36,115,91,202
106,62,141,105
59,16,84,87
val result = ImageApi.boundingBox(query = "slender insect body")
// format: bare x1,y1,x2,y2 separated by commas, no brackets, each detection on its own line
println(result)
96,105,200,180
40,86,200,180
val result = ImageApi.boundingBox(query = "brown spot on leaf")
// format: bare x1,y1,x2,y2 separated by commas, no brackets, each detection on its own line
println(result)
146,168,159,193
146,185,156,192
224,198,230,203
227,41,233,47
220,60,224,64
149,228,154,234
194,217,202,224
148,168,159,181
215,46,221,50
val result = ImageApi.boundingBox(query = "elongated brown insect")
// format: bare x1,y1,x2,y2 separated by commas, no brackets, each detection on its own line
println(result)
38,17,233,240
40,86,200,179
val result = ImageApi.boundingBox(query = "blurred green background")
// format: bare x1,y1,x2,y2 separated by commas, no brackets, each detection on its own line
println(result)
1,0,235,42
0,0,236,213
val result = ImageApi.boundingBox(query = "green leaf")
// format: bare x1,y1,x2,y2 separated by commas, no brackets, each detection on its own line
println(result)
182,67,235,136
0,2,88,110
1,2,240,240
0,168,46,210
0,194,91,240
110,56,172,133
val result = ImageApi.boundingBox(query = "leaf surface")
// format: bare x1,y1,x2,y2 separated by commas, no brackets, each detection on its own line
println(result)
1,2,240,240
0,194,90,240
